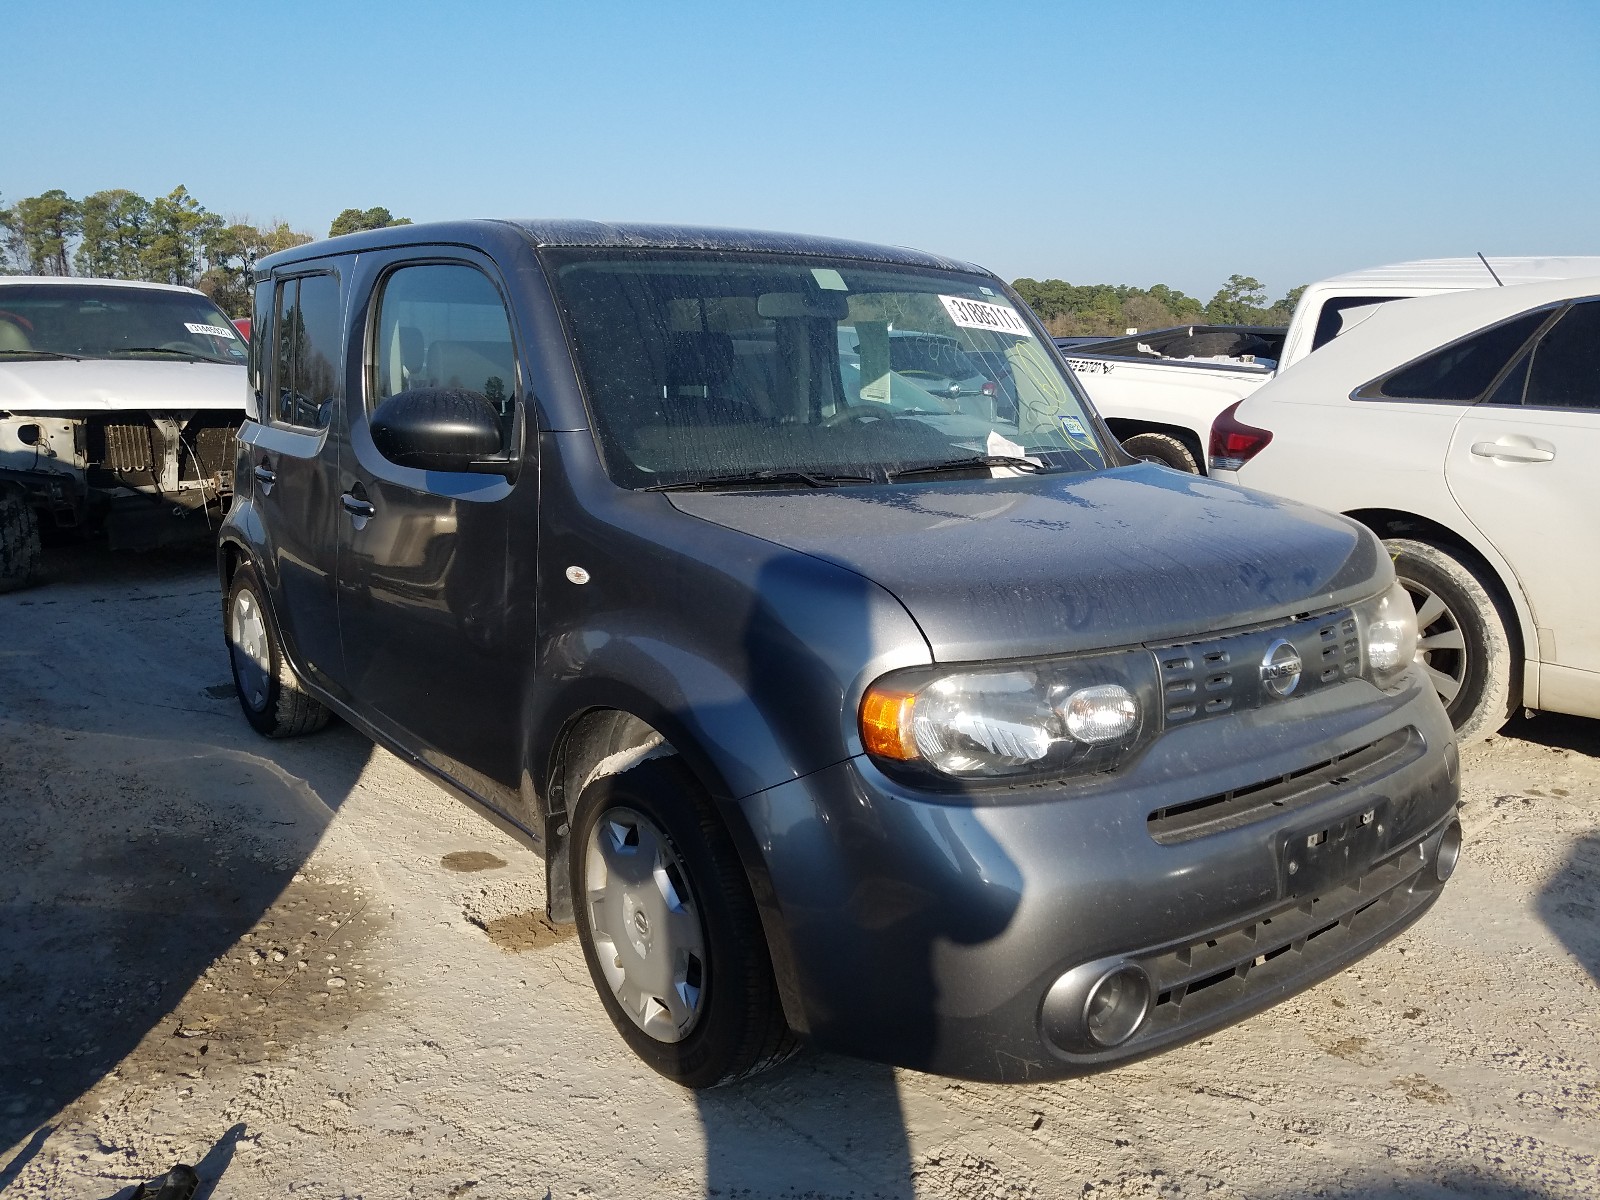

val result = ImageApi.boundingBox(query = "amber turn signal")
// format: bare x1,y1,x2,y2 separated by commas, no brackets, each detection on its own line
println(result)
860,687,918,760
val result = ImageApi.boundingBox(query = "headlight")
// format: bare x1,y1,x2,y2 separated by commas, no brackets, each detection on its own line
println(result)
1354,579,1419,690
859,651,1159,785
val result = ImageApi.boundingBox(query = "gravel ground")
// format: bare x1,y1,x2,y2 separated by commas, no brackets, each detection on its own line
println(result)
1,546,1595,1199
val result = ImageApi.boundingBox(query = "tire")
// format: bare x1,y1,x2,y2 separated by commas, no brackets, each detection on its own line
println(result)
570,756,798,1088
0,488,43,594
225,562,331,738
1121,431,1201,474
1386,537,1517,744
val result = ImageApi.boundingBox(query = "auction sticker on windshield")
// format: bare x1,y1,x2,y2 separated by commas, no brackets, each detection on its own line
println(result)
939,295,1032,338
184,322,237,339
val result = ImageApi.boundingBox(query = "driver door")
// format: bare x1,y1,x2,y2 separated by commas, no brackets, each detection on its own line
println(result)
335,251,528,796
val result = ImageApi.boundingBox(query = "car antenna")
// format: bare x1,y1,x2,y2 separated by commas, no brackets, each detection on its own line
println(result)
1476,252,1504,286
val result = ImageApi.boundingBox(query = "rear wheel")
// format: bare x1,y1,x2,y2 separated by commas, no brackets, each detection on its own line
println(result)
1386,538,1517,744
226,562,331,738
570,756,797,1088
0,487,42,594
1121,431,1201,474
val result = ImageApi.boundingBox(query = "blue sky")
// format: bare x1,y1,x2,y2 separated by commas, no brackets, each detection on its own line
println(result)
9,0,1598,299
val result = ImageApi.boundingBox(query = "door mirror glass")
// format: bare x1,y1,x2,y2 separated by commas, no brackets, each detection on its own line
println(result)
370,387,505,472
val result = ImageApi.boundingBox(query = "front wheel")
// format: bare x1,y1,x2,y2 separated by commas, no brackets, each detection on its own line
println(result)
225,562,332,738
570,756,797,1087
0,487,42,594
1120,431,1201,474
1386,538,1517,744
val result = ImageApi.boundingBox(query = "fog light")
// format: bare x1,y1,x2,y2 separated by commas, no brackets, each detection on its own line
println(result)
1434,819,1462,883
1085,965,1152,1048
1060,684,1138,745
1041,959,1153,1055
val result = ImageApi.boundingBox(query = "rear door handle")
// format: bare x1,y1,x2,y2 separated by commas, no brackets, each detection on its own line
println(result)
1470,437,1554,463
253,462,277,492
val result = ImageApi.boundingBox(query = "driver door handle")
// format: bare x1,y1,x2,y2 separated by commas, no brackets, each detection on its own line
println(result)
340,492,375,519
1470,438,1555,463
253,460,276,493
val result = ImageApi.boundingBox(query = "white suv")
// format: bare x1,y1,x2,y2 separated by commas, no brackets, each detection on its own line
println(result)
1213,276,1600,742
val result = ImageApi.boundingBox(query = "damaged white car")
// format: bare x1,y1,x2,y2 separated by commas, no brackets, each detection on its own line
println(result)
0,277,247,590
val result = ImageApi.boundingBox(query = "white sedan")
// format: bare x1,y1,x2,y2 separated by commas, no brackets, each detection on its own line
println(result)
1210,276,1600,742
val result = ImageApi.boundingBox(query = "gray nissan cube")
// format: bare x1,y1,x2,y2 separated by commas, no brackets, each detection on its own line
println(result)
220,220,1461,1087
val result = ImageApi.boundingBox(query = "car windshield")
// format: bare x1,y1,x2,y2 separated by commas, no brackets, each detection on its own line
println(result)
546,250,1108,489
0,283,245,365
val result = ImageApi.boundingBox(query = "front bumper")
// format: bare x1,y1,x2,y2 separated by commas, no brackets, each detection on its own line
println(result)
737,673,1459,1081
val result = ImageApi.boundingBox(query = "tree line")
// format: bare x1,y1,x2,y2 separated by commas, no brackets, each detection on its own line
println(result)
1012,275,1308,336
6,185,1305,334
0,186,410,316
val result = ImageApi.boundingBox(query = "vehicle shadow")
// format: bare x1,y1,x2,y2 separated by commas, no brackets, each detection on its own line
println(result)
1258,1166,1584,1198
0,543,376,1163
1535,831,1599,986
1502,712,1600,985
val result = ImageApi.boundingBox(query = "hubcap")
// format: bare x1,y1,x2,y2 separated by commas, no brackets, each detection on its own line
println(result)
584,806,706,1044
1400,578,1468,709
229,588,272,712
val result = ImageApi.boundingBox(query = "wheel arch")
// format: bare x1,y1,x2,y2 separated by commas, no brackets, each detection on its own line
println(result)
533,698,810,1034
1343,506,1536,706
1101,418,1207,473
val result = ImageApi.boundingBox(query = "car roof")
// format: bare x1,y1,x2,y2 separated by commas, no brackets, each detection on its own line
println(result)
1310,256,1600,291
1254,274,1600,400
258,218,988,276
0,276,209,296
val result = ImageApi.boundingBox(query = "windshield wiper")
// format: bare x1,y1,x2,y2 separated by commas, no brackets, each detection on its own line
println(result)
107,346,216,361
889,454,1048,480
0,349,84,360
644,468,874,492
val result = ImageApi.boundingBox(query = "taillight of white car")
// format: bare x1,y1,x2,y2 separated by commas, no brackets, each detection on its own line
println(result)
1208,400,1273,471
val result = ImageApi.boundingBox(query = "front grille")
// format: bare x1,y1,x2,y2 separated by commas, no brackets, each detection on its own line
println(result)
1147,728,1421,844
1157,610,1361,726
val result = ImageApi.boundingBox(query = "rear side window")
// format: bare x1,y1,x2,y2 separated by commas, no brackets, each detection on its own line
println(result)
1364,309,1550,402
272,273,343,429
1522,300,1600,410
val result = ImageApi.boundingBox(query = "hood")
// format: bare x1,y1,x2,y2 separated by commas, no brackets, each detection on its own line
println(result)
0,358,248,414
668,464,1385,662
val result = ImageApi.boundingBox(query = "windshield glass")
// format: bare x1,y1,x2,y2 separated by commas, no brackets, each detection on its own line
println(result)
0,283,245,364
546,250,1108,489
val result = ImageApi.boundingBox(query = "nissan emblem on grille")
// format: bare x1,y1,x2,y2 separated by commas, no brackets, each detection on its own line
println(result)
1260,639,1303,697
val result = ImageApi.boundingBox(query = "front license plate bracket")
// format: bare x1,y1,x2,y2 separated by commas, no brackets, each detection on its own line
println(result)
1281,799,1391,897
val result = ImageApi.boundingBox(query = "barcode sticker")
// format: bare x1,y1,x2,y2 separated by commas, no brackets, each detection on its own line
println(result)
939,295,1032,337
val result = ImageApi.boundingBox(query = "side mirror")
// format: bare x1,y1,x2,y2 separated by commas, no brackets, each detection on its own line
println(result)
370,388,508,473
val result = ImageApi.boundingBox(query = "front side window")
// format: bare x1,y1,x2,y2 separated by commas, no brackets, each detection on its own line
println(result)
546,250,1107,490
1522,300,1600,410
272,273,342,429
370,263,518,454
0,283,245,364
1366,309,1550,403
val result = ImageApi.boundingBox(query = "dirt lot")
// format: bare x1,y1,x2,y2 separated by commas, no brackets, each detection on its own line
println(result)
1,546,1596,1199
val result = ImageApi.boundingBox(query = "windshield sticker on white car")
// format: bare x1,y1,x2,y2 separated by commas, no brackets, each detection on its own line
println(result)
811,268,848,291
939,295,1032,338
184,322,237,339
